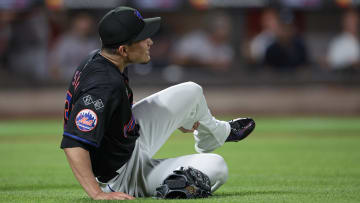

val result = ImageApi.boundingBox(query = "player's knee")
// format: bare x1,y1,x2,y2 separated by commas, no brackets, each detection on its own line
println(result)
206,153,228,184
183,81,203,96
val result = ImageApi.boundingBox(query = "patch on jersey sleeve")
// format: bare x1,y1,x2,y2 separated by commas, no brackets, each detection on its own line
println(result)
83,95,93,106
75,109,98,132
82,94,104,110
93,99,104,110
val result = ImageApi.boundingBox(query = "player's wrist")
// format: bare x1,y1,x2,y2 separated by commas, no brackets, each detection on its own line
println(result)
92,191,107,200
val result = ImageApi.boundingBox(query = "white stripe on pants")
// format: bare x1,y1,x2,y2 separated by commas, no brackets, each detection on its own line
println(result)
99,82,231,197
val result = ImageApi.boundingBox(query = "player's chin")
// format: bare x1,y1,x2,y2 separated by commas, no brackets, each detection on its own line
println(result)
140,56,151,64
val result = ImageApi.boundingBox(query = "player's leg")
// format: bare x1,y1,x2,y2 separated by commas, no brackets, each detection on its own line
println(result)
145,153,228,196
101,82,230,197
132,81,231,157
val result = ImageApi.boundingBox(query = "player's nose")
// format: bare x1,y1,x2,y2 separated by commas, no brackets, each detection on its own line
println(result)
147,38,153,46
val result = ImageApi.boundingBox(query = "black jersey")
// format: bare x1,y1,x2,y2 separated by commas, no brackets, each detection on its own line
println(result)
60,50,139,181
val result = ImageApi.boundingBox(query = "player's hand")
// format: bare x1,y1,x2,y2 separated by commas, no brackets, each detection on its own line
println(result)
179,122,200,133
93,191,135,200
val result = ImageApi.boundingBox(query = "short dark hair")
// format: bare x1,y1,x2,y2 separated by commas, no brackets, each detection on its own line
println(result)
101,45,119,55
101,41,134,55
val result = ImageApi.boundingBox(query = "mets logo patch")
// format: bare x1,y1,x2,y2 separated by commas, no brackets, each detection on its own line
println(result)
75,109,98,132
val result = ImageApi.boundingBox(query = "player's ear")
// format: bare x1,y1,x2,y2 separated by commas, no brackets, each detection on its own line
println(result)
118,45,127,57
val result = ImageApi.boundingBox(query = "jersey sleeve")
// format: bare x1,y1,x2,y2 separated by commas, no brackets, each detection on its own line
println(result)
60,135,92,151
63,86,121,148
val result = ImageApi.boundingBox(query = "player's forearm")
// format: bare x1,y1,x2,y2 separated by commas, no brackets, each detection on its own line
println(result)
63,147,103,199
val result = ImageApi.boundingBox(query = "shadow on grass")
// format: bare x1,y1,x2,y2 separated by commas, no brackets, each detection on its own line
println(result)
214,190,302,198
0,183,78,191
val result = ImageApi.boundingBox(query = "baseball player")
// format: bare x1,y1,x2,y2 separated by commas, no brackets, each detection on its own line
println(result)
61,6,255,200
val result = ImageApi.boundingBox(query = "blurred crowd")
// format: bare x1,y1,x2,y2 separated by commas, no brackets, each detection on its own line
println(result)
0,2,360,84
244,7,360,73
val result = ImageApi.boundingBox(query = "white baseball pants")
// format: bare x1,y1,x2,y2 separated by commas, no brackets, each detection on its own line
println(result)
98,82,231,197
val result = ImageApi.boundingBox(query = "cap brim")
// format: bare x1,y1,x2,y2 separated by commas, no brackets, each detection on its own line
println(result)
133,17,161,42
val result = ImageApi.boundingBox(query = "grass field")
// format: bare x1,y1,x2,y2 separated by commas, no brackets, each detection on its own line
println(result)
0,117,360,202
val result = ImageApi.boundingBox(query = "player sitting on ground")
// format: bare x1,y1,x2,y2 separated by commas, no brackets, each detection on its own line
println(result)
60,6,255,200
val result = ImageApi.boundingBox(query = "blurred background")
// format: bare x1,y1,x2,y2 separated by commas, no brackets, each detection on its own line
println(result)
1,0,360,118
2,2,360,201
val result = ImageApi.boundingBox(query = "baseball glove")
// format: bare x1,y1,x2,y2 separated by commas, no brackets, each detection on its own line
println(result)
155,166,212,199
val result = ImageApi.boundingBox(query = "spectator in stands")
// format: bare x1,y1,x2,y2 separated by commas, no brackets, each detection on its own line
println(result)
7,3,50,80
264,10,308,72
49,12,99,82
171,12,234,72
327,9,360,71
247,8,280,65
0,9,15,71
148,25,175,69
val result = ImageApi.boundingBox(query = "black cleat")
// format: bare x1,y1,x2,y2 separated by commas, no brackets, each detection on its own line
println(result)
226,118,255,142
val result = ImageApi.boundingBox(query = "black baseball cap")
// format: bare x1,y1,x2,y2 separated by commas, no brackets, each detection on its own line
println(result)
99,6,161,48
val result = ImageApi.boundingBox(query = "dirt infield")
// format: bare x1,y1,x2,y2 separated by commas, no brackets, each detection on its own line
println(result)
1,85,359,119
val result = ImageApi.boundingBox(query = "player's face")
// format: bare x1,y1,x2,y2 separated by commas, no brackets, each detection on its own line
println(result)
126,38,153,64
